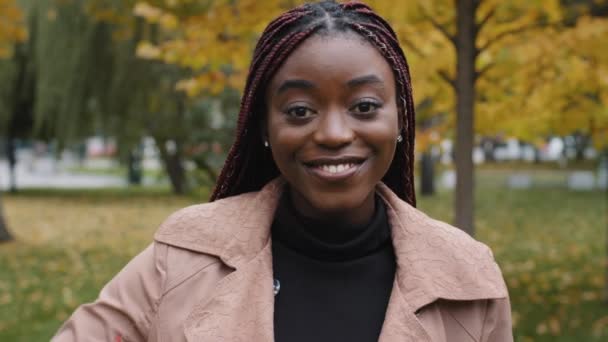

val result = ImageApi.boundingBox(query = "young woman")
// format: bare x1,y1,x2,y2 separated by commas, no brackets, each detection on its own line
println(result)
54,1,512,341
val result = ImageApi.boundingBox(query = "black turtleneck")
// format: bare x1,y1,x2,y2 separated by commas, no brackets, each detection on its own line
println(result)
271,191,396,342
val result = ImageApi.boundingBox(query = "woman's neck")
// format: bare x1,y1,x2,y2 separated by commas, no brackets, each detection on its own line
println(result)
287,187,376,227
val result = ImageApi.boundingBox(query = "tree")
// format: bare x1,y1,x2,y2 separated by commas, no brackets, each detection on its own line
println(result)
0,0,26,242
2,0,245,194
97,0,286,192
0,0,240,195
366,0,581,235
416,103,447,196
452,0,477,234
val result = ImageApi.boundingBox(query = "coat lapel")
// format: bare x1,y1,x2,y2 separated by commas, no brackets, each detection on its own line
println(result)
379,276,432,341
155,179,284,342
183,242,275,341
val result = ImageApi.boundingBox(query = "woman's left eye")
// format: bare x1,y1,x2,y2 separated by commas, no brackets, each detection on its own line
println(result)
351,100,380,115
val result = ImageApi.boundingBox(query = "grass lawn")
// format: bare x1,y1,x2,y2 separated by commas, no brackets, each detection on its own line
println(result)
0,171,606,341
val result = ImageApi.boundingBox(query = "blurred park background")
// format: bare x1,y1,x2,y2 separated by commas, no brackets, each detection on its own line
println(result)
0,0,607,340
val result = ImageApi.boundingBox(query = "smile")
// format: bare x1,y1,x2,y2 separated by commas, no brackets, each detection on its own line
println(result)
303,157,365,182
315,163,358,174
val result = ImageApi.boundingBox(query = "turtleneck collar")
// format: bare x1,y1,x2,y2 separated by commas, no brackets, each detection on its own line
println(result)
271,189,391,262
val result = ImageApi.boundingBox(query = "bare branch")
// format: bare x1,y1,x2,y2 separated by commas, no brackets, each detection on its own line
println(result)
474,62,495,81
417,4,456,47
473,0,485,14
478,21,563,53
400,36,426,58
438,69,456,89
476,5,497,35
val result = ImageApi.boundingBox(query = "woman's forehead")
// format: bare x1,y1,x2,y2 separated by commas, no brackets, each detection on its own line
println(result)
267,33,395,92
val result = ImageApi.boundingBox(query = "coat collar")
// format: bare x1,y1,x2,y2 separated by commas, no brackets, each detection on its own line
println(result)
154,178,507,341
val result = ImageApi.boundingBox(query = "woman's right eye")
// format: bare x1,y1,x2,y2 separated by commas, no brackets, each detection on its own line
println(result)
285,106,315,119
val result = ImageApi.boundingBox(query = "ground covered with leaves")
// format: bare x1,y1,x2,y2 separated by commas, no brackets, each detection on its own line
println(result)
0,175,605,341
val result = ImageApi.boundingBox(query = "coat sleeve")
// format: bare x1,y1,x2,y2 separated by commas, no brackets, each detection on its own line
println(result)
52,243,168,342
481,297,514,342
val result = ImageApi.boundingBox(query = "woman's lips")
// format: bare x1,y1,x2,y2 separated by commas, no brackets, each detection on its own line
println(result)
303,160,364,182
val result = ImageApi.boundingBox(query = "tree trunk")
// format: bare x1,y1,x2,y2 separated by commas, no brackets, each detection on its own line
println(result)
7,138,17,193
534,146,541,164
454,0,477,235
0,191,13,243
481,137,496,162
194,157,219,183
573,132,590,161
420,151,436,196
157,139,187,195
127,144,143,185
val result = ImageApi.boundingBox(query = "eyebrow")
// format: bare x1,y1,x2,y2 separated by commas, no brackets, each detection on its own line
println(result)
276,74,384,94
347,74,384,88
277,79,316,94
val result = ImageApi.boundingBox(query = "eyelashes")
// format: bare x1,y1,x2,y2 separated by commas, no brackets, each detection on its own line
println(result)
350,99,381,115
283,98,383,120
285,105,316,119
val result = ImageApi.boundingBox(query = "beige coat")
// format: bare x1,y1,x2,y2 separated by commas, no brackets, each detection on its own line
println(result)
53,179,513,341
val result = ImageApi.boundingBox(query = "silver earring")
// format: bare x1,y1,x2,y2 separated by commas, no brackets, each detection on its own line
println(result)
264,140,270,148
397,135,403,143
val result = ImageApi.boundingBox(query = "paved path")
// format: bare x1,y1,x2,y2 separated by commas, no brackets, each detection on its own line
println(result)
0,158,127,190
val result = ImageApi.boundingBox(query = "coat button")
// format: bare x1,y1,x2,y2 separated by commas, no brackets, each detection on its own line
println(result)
273,279,281,296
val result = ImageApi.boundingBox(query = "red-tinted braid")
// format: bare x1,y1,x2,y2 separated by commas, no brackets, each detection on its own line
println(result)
247,11,311,101
252,8,311,65
348,3,401,40
253,12,310,65
341,1,369,11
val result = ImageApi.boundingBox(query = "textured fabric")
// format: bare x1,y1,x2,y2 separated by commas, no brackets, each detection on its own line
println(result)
272,192,395,341
53,178,513,341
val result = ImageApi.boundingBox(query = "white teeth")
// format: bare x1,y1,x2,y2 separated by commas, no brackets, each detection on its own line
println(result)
319,163,355,174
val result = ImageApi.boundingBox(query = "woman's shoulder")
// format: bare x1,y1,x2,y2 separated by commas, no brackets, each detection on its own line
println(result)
378,184,496,257
377,184,508,307
391,199,502,272
159,191,260,230
388,194,502,274
408,205,495,256
153,182,283,267
153,191,260,246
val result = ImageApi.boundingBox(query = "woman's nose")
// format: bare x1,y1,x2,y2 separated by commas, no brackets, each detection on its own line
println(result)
313,110,355,148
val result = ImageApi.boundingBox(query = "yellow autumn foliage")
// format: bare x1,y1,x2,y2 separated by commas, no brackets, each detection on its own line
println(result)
131,0,287,95
367,0,607,148
85,0,608,148
0,0,27,58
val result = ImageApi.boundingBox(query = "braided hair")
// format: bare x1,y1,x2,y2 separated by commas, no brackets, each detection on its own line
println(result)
210,0,417,207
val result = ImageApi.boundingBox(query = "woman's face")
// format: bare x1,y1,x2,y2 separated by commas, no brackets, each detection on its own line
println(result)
265,33,399,225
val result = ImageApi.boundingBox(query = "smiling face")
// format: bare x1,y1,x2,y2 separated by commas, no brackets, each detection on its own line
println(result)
265,33,399,225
